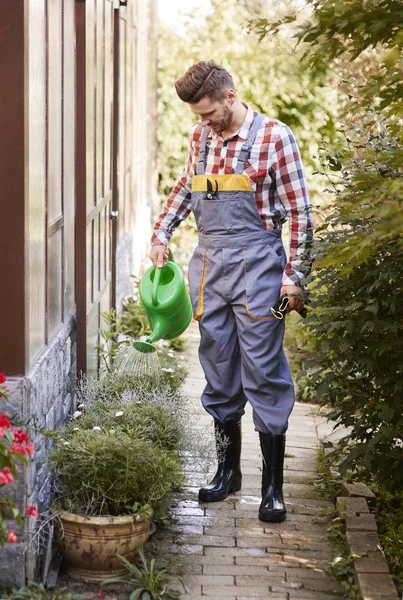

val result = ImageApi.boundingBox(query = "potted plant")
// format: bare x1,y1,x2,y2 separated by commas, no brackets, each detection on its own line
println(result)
49,410,183,581
48,360,204,582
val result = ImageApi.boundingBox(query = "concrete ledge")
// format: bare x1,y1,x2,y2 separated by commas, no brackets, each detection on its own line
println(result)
338,488,399,599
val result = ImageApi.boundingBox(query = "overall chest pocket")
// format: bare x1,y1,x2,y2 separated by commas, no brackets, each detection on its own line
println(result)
199,191,245,234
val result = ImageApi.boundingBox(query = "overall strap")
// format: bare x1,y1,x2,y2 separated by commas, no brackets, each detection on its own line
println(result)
234,112,265,174
197,126,211,175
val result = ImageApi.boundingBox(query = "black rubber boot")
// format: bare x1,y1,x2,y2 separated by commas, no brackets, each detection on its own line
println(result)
258,432,287,522
198,419,242,503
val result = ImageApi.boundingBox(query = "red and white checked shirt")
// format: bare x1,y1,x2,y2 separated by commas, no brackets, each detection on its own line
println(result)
152,103,313,286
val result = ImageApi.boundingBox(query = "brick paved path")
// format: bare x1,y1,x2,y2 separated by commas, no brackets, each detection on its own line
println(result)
148,322,344,599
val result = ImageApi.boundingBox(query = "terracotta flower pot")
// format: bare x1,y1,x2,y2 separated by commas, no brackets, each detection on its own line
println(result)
55,511,151,581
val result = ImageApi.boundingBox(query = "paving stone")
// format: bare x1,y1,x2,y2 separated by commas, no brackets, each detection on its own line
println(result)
354,550,390,574
237,595,287,600
357,572,398,598
181,555,234,566
174,534,236,547
203,564,271,576
285,576,343,593
236,535,286,549
171,507,205,516
285,497,330,508
235,555,299,568
346,513,378,532
341,481,376,498
288,593,343,600
176,515,236,527
152,543,204,555
284,567,329,579
169,524,203,535
204,546,267,558
202,586,270,597
293,522,329,534
181,597,236,600
183,575,235,590
235,574,289,586
337,495,370,516
346,531,381,554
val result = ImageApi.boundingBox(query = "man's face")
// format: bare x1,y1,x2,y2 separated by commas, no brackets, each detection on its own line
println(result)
189,94,234,134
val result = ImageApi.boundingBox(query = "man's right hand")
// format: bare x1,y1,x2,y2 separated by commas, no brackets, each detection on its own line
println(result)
149,244,169,268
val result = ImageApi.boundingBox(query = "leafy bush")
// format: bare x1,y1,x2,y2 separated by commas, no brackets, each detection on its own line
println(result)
49,431,183,520
251,0,403,496
374,488,403,592
74,371,213,463
303,115,403,494
69,401,183,453
80,366,186,408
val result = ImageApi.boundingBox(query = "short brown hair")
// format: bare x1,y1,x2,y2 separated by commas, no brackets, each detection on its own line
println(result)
175,60,235,103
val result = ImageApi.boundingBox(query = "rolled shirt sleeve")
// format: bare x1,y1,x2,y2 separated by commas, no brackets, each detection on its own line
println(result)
272,125,313,287
151,124,199,246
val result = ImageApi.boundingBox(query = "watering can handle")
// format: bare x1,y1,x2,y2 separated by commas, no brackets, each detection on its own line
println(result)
151,267,162,306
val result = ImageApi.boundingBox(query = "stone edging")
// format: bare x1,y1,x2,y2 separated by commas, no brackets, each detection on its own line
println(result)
337,482,399,600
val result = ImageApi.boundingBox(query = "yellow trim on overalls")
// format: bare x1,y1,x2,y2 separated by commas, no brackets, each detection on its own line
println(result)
192,174,252,192
194,249,208,321
242,249,276,321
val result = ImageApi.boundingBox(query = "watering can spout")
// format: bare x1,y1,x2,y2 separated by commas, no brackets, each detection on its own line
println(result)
147,320,168,344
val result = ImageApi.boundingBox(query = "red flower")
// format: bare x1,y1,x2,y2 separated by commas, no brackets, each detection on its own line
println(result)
26,505,39,518
12,429,30,444
97,593,105,598
25,443,34,456
0,467,14,485
7,531,18,543
0,415,11,429
11,442,25,455
0,374,6,384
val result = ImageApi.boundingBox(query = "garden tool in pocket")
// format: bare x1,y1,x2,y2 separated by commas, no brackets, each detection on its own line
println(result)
271,294,308,319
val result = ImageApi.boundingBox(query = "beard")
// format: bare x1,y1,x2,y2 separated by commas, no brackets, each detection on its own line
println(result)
211,104,233,133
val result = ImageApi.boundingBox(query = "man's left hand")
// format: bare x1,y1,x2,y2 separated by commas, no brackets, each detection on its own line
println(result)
280,285,304,313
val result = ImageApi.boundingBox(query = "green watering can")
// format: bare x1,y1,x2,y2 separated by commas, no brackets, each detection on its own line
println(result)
136,260,192,353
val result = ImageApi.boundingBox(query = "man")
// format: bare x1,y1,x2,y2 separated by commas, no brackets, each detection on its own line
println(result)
150,60,313,522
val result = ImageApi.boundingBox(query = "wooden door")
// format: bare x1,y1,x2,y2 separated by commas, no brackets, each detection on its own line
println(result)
76,0,115,375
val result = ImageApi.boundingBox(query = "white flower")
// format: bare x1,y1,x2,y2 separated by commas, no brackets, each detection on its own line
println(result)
161,368,174,373
93,426,102,431
115,411,124,417
72,427,80,431
110,429,115,434
167,352,174,358
77,403,85,409
63,441,70,446
73,410,82,419
179,356,184,360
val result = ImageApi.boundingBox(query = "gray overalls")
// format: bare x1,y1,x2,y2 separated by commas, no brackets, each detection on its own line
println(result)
188,113,295,436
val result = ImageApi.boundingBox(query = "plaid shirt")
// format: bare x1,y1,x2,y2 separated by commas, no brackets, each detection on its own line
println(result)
152,104,313,286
